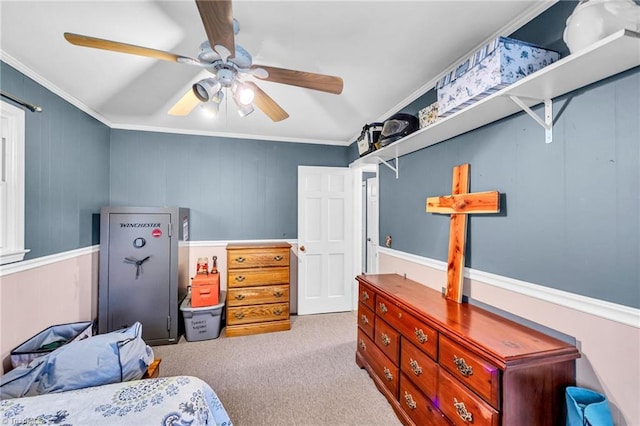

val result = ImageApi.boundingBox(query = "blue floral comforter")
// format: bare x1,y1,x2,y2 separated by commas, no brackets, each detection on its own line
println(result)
0,376,232,426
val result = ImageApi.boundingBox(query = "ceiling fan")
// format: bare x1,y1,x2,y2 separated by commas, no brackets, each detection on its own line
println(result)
63,0,343,122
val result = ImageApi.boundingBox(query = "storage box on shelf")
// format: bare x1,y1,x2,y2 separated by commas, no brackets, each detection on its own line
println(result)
226,242,291,337
353,30,639,169
437,36,559,117
355,273,580,426
418,102,439,128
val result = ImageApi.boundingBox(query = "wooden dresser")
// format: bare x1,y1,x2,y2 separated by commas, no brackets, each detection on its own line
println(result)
356,274,580,426
226,242,291,337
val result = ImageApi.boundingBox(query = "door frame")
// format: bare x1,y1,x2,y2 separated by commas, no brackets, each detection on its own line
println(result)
349,162,378,310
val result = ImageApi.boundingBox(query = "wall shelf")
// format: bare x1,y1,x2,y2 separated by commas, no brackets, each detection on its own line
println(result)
353,29,640,171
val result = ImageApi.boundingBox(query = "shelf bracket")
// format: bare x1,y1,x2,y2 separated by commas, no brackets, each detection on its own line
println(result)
376,156,398,179
509,96,553,143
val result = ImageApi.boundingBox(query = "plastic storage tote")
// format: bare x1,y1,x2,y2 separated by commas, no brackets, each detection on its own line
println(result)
180,291,226,341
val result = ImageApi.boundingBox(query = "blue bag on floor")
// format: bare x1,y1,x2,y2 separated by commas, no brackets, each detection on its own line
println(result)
566,386,614,426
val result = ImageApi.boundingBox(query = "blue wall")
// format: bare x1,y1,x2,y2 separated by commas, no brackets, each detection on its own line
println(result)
1,62,111,260
378,68,639,308
109,130,349,241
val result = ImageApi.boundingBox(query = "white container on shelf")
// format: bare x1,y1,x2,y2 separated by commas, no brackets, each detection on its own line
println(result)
563,0,640,53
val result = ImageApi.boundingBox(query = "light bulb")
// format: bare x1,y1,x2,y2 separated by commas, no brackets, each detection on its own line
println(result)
200,101,219,118
233,82,254,106
237,103,254,117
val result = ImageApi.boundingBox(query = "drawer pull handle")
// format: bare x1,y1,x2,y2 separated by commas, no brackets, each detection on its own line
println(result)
358,339,366,351
404,392,417,410
414,328,428,343
453,355,474,377
234,312,245,320
274,255,283,261
235,275,246,282
234,294,245,300
362,290,370,301
273,308,283,315
383,367,393,381
273,291,283,298
360,315,369,326
454,398,473,422
379,303,388,314
381,333,391,346
409,358,423,376
235,257,245,263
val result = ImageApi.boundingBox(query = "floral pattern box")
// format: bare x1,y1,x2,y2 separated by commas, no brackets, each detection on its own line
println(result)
436,36,559,117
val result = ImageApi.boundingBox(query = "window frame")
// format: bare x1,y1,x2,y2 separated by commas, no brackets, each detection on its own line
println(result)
0,100,29,264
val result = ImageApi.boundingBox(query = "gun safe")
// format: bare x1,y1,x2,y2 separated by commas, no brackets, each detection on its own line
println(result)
99,206,190,345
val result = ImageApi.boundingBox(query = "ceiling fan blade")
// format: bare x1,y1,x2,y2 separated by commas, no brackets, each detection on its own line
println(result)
245,81,289,122
64,33,196,63
195,0,235,59
168,89,201,116
250,65,344,95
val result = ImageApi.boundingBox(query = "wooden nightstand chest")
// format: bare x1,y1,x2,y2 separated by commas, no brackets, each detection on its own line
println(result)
226,242,292,337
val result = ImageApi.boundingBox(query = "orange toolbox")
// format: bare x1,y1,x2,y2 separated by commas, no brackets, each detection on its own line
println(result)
191,273,220,307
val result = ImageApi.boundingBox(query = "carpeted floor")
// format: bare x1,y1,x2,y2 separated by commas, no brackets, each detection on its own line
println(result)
153,311,402,426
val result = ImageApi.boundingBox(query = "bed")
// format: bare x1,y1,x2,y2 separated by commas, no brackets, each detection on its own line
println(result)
0,375,232,425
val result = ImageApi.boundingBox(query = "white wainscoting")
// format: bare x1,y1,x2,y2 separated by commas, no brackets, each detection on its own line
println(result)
0,240,299,374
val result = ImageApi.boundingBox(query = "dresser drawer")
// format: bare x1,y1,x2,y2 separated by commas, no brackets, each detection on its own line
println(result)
400,373,450,426
228,248,290,269
227,285,289,307
376,296,438,360
358,303,375,340
228,267,289,288
438,368,499,426
358,282,376,311
227,303,289,325
374,316,400,365
357,329,399,398
439,335,500,408
401,339,438,402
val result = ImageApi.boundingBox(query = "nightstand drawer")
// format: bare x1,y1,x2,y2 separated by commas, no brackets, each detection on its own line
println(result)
358,303,375,340
375,316,399,365
376,296,438,360
358,282,376,311
400,373,449,426
439,335,500,408
401,339,438,402
227,285,289,306
227,303,289,325
357,329,398,398
438,368,499,426
228,249,290,269
227,267,289,288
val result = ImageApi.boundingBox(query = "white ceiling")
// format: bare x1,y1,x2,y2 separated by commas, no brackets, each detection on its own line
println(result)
0,1,553,145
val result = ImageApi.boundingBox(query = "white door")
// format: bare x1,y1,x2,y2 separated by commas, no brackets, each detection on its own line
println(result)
298,166,353,315
366,177,379,273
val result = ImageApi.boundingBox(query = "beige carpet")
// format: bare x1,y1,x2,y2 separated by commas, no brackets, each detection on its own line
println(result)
153,311,402,426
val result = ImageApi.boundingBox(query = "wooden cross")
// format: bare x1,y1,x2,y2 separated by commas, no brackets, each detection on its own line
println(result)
426,164,500,303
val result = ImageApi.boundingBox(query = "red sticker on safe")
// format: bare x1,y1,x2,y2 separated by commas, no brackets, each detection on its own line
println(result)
152,228,162,238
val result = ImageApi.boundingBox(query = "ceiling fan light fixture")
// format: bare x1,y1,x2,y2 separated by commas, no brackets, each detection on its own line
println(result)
200,101,220,118
232,82,255,106
237,103,254,118
192,78,221,102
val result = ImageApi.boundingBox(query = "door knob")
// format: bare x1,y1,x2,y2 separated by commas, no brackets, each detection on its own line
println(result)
299,245,306,252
